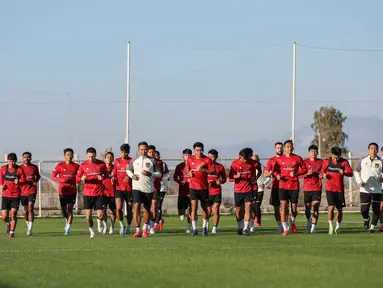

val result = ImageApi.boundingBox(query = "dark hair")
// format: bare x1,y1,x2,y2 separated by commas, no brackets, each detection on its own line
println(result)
22,151,32,157
138,141,148,147
120,144,130,153
148,145,156,151
7,153,17,161
208,149,218,157
284,140,293,146
193,142,204,149
64,148,74,155
183,148,192,155
239,148,252,160
331,147,342,157
368,142,379,150
86,147,97,154
275,142,283,147
308,145,318,151
155,151,160,157
381,146,383,152
105,152,114,158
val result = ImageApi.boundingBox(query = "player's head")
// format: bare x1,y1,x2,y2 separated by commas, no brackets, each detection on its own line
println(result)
381,145,383,156
105,151,114,165
7,153,17,167
137,142,148,157
275,142,283,156
63,148,74,162
368,142,379,158
252,153,259,162
147,145,156,157
283,140,294,154
183,148,192,162
208,149,218,162
120,144,130,159
154,150,160,159
308,145,318,159
239,148,252,161
86,147,97,162
330,147,342,161
193,142,204,158
22,151,32,165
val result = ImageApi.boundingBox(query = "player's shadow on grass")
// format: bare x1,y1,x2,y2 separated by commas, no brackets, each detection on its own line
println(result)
37,231,89,237
0,282,19,288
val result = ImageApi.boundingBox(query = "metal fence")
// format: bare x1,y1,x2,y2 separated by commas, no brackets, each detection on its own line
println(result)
0,156,363,217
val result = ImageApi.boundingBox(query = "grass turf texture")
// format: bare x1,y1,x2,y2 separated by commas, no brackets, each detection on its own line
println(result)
0,214,382,288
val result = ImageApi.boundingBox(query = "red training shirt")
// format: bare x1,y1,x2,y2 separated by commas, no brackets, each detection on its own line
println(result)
0,165,26,198
321,158,353,193
301,158,323,192
103,165,115,197
76,160,109,197
112,157,132,192
186,155,215,190
229,158,256,193
20,163,41,196
275,154,307,190
173,162,190,197
52,161,80,196
265,156,281,191
207,162,227,196
153,158,164,192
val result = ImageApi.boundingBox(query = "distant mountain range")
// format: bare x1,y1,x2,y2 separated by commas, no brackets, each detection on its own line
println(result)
159,115,383,158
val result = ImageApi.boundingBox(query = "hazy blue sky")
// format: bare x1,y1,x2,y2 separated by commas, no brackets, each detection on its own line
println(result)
1,0,383,159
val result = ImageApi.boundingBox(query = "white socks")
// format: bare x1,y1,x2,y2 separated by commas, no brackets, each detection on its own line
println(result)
119,221,124,228
282,222,289,232
328,220,334,229
335,222,340,230
290,216,296,224
192,221,197,230
202,219,208,229
244,221,249,230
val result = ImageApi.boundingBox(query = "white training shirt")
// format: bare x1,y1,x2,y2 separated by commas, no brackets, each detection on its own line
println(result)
256,166,271,192
160,162,170,192
354,155,383,194
126,155,161,193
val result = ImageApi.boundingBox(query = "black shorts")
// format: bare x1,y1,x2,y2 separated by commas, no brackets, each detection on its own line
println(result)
279,189,299,204
252,190,258,202
177,195,190,210
234,192,253,207
189,189,208,202
132,190,153,210
360,193,382,205
83,196,105,210
59,195,76,208
1,197,20,210
103,196,116,210
115,190,133,203
326,191,346,208
152,190,159,201
20,194,37,206
208,194,222,206
159,192,166,200
269,189,280,206
304,191,322,203
255,191,264,204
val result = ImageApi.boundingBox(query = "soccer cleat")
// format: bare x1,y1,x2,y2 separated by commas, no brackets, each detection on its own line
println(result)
242,229,250,236
159,219,164,231
306,219,312,232
125,226,131,235
379,226,383,232
26,230,32,236
109,223,114,235
202,227,208,236
291,223,297,233
133,231,142,238
119,226,125,235
90,231,96,238
250,227,255,233
191,229,198,236
328,228,334,235
153,223,158,231
369,229,375,234
212,227,217,234
186,229,191,234
65,229,70,236
142,229,149,238
364,217,370,231
237,229,243,235
255,222,261,227
9,232,14,238
97,220,103,234
5,223,10,234
149,228,155,235
334,228,339,235
180,215,185,221
282,231,289,236
102,224,108,235
277,225,283,233
310,226,316,234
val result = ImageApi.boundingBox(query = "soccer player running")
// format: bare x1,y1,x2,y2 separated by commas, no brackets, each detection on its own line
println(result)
76,147,109,238
19,152,41,236
126,142,161,238
154,150,169,231
300,145,323,233
207,149,227,234
147,145,164,235
354,143,383,233
250,154,271,231
174,149,192,233
381,146,383,232
52,148,79,235
185,142,216,236
264,142,284,232
102,152,116,235
112,144,133,235
270,140,307,236
229,148,260,235
321,147,353,235
0,153,26,238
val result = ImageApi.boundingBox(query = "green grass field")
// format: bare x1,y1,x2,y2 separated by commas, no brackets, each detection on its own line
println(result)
0,214,382,288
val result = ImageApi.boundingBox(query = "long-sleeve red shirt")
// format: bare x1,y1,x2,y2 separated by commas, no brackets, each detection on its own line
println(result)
321,158,353,193
153,158,164,192
0,165,26,198
52,162,80,196
103,165,115,197
173,162,190,197
229,158,256,193
301,158,323,192
185,155,215,190
207,162,227,195
265,156,281,191
112,157,132,192
20,163,41,196
274,154,307,190
76,160,109,197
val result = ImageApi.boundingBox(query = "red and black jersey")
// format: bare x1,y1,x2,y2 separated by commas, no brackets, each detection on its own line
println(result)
275,154,307,190
173,162,190,197
103,165,115,197
186,155,215,190
229,158,256,193
20,163,41,196
265,156,281,191
321,158,353,193
52,162,80,195
76,160,109,197
112,157,132,192
207,162,227,196
0,165,26,198
302,158,323,192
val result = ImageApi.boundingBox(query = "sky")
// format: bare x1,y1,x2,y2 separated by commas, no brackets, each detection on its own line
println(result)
1,0,383,160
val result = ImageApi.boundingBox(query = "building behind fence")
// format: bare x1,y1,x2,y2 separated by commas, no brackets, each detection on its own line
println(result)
0,156,363,217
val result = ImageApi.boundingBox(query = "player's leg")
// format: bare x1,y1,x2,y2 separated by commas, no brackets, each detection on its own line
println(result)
107,197,117,235
304,192,312,232
369,195,380,232
270,190,282,232
311,198,321,233
150,191,158,234
212,195,221,234
84,196,95,238
177,195,186,221
132,190,142,237
380,200,383,232
279,189,289,235
2,198,10,234
65,196,75,235
26,195,36,235
326,192,335,235
235,193,245,235
142,193,153,238
115,191,126,235
125,191,133,234
156,192,166,230
250,191,256,232
255,191,264,226
190,189,199,236
200,190,209,236
186,198,192,233
360,193,371,230
10,206,18,237
242,193,253,235
289,190,299,233
334,193,346,234
95,196,106,235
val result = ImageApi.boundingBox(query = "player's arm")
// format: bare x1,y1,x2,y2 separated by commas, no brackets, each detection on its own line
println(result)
185,158,191,174
126,160,134,178
263,159,274,177
263,175,272,186
76,165,85,183
52,165,65,183
17,167,26,184
205,158,216,175
296,157,308,176
220,167,227,184
173,166,182,184
321,160,329,178
102,164,110,180
35,166,41,183
149,160,162,178
163,163,170,180
342,160,353,177
354,158,363,184
0,167,4,188
255,162,262,180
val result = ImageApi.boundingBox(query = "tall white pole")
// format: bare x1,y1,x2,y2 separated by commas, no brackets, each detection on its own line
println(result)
292,42,297,144
318,132,321,158
125,41,131,144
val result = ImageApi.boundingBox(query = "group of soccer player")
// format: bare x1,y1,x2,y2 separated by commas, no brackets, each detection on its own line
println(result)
1,139,382,238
